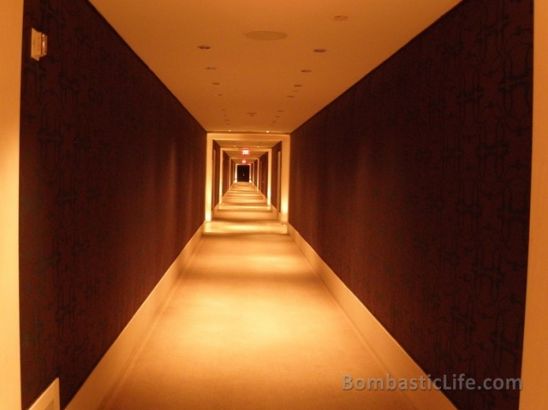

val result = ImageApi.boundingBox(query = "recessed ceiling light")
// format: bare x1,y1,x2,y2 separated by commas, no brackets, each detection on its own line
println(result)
266,131,270,134
198,45,211,50
313,48,327,53
301,69,312,73
244,31,288,41
333,15,349,22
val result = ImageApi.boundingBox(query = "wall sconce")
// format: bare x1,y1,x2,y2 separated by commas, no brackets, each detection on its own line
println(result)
31,28,48,61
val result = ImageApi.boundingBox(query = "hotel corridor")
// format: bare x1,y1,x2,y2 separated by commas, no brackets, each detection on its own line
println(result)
101,183,412,410
6,1,541,408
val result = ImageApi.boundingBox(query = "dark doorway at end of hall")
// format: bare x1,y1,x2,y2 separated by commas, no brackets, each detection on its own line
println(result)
237,165,250,182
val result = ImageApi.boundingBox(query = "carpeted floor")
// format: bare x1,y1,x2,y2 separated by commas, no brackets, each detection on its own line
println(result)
102,183,413,409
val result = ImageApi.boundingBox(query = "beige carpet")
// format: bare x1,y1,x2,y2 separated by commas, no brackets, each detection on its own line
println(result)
102,183,413,410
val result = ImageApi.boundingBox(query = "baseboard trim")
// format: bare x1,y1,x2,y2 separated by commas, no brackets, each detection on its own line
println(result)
28,378,60,410
271,205,280,219
66,224,204,410
287,224,455,410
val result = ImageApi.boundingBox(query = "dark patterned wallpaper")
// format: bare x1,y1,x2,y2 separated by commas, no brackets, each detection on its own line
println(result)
289,1,532,409
230,160,236,186
271,142,281,210
19,0,206,407
222,152,230,195
212,141,220,207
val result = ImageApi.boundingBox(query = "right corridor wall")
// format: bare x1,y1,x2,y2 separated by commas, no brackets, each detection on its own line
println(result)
289,1,532,409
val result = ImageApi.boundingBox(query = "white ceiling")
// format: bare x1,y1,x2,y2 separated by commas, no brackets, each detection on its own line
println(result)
90,0,460,134
217,140,278,149
216,136,280,160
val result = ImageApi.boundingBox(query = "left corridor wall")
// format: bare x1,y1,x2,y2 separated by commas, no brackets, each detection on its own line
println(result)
0,0,23,409
19,0,206,407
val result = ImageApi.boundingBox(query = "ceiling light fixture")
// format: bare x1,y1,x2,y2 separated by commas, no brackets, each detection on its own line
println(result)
242,148,250,155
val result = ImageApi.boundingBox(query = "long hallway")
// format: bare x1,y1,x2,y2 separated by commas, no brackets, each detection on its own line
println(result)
102,183,412,409
5,1,541,408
